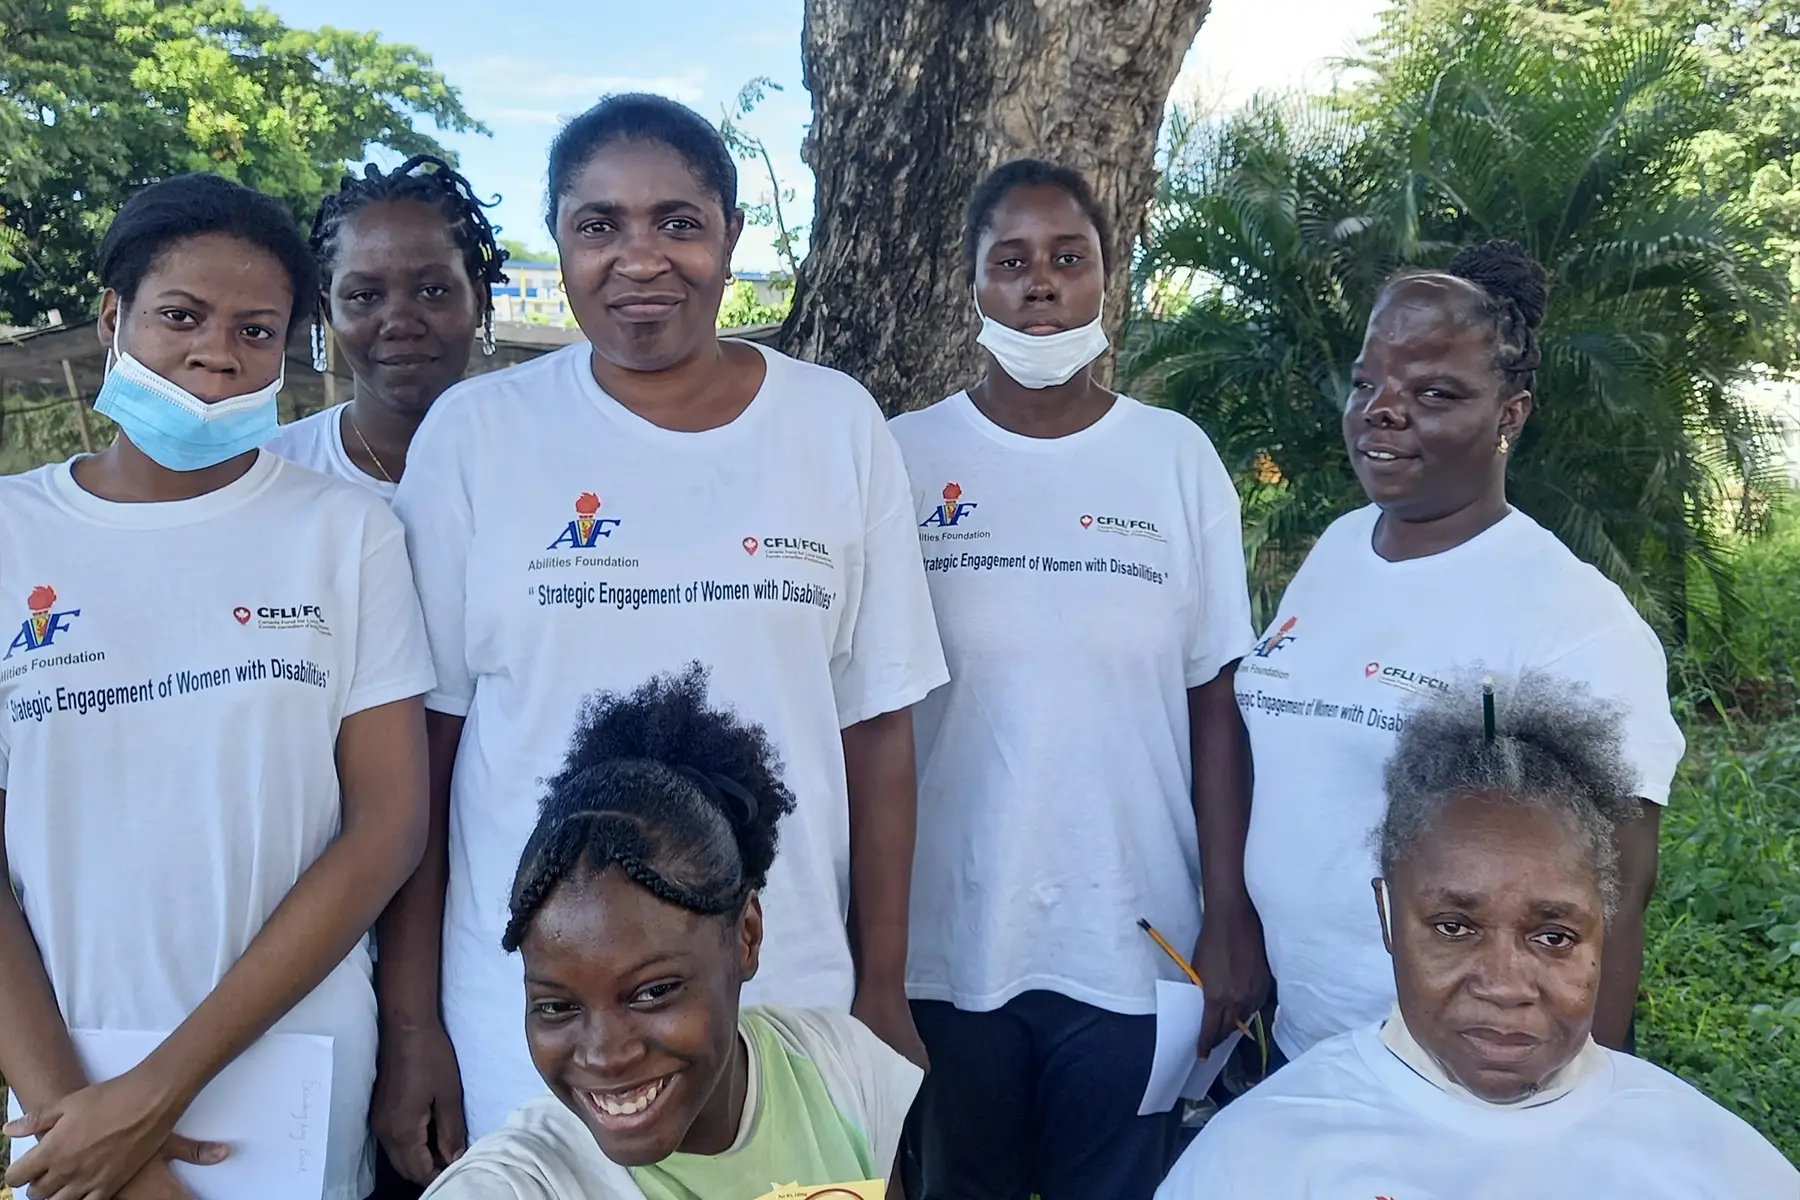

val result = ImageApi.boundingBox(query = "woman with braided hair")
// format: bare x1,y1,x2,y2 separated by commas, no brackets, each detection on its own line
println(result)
266,156,508,497
421,664,922,1199
1159,676,1794,1197
1237,239,1684,1065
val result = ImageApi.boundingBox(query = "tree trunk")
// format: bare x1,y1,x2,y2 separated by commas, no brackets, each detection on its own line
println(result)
779,0,1212,414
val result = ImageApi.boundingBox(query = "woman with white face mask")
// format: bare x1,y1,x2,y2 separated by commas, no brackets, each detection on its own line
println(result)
0,173,434,1200
888,159,1266,1200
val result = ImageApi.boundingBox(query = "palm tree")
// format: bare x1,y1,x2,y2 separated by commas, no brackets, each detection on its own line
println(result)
1131,2,1789,641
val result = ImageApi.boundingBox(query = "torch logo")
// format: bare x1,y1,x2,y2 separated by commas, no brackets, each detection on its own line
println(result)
6,585,81,660
547,491,623,549
920,481,978,528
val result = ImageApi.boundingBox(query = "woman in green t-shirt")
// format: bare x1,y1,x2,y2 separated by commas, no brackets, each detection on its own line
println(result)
423,665,921,1200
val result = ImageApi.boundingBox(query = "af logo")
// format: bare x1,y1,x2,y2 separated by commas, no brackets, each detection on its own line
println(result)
547,492,623,549
1252,616,1298,658
6,585,79,660
921,482,977,528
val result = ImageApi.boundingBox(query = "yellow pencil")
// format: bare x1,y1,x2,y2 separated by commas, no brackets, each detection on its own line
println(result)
1138,917,1205,988
1137,918,1257,1041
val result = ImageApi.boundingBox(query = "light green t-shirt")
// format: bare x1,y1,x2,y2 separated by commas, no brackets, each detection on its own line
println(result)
420,1007,922,1200
632,1009,880,1200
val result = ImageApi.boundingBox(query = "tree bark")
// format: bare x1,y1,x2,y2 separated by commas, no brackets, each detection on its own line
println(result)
779,0,1212,414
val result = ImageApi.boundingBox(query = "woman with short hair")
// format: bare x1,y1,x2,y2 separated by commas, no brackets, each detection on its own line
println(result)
377,93,946,1185
0,173,433,1200
891,159,1262,1200
1158,676,1797,1197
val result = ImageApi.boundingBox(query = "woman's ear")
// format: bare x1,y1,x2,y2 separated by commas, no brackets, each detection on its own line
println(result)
96,288,121,350
1373,878,1394,954
737,891,763,983
1500,389,1533,442
724,205,746,262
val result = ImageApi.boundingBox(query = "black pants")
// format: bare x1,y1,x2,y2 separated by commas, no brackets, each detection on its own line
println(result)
905,992,1182,1200
367,1149,424,1200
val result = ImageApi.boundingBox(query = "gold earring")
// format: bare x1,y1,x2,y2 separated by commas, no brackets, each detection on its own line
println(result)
1498,433,1511,456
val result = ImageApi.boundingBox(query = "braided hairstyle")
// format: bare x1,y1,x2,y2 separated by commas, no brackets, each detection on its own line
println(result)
1396,239,1550,395
1377,673,1639,918
502,663,796,952
308,155,509,342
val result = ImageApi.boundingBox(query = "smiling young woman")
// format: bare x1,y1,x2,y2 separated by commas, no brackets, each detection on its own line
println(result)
889,160,1264,1200
1156,677,1797,1198
418,666,921,1199
1237,241,1684,1066
375,93,946,1184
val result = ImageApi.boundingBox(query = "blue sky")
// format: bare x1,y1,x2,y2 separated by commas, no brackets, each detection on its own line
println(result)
263,0,1385,273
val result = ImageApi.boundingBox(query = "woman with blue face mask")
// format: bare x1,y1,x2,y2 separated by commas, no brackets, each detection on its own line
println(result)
889,160,1265,1200
0,173,435,1200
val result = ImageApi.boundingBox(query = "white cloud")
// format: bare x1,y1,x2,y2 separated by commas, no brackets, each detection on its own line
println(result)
1175,0,1387,110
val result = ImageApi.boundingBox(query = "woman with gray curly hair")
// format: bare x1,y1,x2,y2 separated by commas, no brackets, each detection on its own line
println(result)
1157,676,1796,1198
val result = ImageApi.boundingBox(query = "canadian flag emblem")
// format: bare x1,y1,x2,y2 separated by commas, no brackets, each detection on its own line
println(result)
743,537,760,555
234,607,253,625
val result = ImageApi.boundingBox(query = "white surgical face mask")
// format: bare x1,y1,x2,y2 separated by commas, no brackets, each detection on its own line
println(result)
973,287,1108,390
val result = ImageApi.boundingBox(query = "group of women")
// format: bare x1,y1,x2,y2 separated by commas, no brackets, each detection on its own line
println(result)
0,91,1792,1200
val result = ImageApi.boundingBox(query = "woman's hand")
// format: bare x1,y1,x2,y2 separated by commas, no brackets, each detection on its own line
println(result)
853,984,930,1071
113,1155,211,1200
1192,895,1272,1057
2,1069,224,1200
372,1020,468,1184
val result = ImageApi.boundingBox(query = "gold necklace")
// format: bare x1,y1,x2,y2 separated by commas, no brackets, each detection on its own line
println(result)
344,407,397,484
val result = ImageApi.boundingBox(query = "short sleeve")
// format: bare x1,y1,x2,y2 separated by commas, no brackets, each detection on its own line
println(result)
344,505,437,716
422,1162,555,1200
392,408,476,716
770,1007,924,1178
1186,431,1256,688
1538,619,1685,805
829,411,948,728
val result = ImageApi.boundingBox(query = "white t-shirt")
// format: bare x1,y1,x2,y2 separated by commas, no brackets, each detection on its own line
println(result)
1241,505,1685,1058
1155,1023,1799,1198
393,341,949,1139
420,1007,922,1200
0,451,436,1200
889,392,1255,1015
266,402,397,500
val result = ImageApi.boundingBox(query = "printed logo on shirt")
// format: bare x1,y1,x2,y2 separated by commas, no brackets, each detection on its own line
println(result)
547,491,623,549
744,534,833,567
1369,663,1450,696
237,604,332,635
5,586,80,660
1253,616,1298,658
1080,513,1167,542
920,481,979,527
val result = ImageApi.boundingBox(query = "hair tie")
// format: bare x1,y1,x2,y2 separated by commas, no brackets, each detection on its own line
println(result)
1482,676,1497,744
674,765,759,825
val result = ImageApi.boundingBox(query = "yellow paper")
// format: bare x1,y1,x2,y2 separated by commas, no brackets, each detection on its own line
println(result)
750,1182,886,1200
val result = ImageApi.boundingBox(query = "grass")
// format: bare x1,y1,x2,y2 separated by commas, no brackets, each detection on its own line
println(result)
1641,509,1800,1162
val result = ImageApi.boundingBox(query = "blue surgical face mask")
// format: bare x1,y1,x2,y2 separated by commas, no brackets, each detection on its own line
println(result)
93,319,282,472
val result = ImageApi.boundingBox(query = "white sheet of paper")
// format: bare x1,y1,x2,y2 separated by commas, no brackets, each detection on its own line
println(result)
1137,979,1244,1116
7,1029,333,1200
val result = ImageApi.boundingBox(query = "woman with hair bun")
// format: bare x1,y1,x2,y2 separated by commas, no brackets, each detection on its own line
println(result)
1239,240,1684,1064
421,664,921,1199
